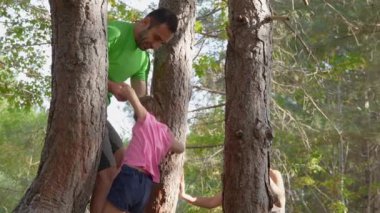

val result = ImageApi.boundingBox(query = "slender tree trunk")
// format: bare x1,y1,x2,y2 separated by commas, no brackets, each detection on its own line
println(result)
223,0,273,212
371,145,380,212
14,0,107,212
337,80,347,211
144,0,195,212
365,141,372,213
364,65,380,212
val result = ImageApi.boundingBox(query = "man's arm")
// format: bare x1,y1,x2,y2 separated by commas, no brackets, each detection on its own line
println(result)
108,80,146,101
179,176,222,209
131,51,150,97
131,79,147,97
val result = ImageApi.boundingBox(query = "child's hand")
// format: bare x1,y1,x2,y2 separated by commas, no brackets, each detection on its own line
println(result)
120,84,135,101
115,83,135,102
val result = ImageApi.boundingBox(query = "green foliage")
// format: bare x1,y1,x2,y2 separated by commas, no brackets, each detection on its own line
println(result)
269,1,380,210
0,1,51,109
194,20,204,34
0,101,47,212
193,55,222,78
178,107,224,212
196,0,228,40
297,176,315,187
188,0,380,212
329,201,348,213
108,0,143,22
178,159,223,213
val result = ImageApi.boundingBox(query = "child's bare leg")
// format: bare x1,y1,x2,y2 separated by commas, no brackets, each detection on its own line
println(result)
90,166,120,213
102,200,128,213
90,148,123,212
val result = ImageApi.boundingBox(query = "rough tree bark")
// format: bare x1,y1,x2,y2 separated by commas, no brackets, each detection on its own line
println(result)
144,0,196,212
223,0,273,212
14,0,107,212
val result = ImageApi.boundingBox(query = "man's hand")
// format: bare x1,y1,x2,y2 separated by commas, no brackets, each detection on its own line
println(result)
119,84,147,121
108,81,129,101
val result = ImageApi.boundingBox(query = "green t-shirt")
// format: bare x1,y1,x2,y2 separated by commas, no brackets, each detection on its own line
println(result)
107,21,150,103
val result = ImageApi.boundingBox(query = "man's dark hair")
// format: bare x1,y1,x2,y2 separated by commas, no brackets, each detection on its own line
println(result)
146,8,178,33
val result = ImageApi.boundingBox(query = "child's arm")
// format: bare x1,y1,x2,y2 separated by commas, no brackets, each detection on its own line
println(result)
179,175,222,209
170,138,185,153
182,192,222,209
121,84,147,122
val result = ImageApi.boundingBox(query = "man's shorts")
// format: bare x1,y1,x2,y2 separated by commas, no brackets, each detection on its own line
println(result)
98,121,123,171
107,165,153,213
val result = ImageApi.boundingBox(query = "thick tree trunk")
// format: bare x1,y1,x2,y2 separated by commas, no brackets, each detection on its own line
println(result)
144,0,195,212
14,0,107,212
223,0,273,212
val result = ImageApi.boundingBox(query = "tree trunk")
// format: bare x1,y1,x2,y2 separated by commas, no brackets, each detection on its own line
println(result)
14,0,107,212
223,0,273,212
144,0,195,212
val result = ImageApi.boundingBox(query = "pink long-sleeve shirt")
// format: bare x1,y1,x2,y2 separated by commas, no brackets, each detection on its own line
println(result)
123,113,173,183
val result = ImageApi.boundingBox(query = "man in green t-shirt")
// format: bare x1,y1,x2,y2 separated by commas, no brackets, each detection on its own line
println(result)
90,8,178,213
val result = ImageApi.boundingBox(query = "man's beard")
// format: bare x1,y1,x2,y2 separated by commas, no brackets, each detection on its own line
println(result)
136,29,150,50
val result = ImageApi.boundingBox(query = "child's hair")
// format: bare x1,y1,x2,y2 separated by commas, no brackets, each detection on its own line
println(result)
133,96,163,121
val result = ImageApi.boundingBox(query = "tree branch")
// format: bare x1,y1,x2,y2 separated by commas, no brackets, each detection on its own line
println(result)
187,143,224,149
189,103,225,113
192,38,206,61
281,20,319,63
196,7,223,21
270,15,290,21
193,85,225,95
323,0,360,46
197,30,224,39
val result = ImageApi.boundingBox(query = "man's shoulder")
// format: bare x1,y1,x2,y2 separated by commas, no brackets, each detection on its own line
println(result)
109,20,133,29
109,20,132,25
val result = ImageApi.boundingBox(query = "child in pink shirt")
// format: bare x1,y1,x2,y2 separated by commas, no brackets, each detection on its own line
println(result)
103,84,184,213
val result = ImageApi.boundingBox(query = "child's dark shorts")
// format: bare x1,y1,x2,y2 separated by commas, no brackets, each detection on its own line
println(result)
107,165,153,213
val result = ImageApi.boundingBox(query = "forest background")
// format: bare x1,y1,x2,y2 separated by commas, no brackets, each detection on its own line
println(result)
0,0,379,212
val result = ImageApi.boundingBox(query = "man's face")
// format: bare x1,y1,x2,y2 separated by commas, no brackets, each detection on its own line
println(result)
136,22,174,50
